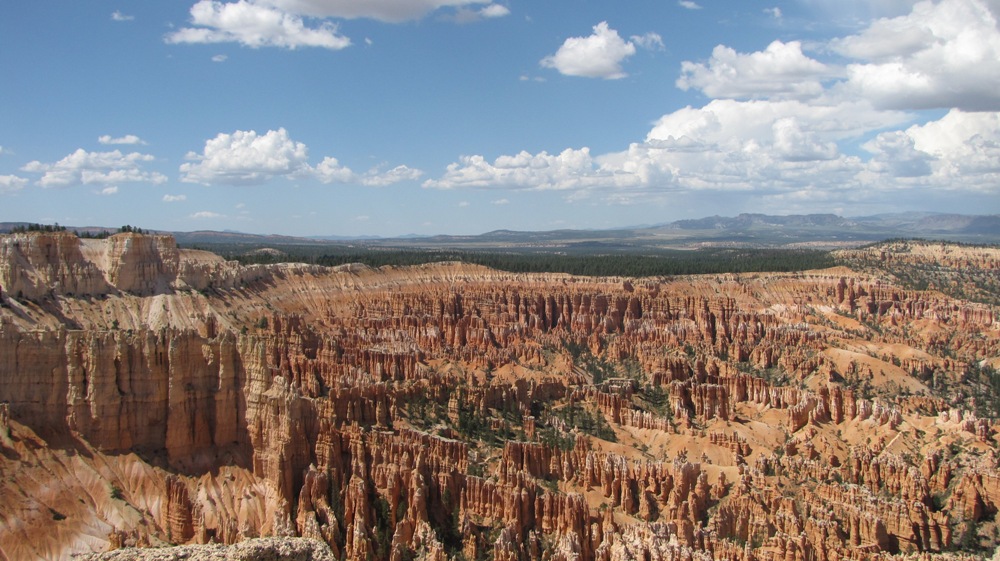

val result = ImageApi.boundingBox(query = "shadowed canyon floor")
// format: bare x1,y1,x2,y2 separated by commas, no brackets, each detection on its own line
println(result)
0,232,999,560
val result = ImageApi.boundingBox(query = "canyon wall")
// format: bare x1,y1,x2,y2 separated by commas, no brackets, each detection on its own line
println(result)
0,232,997,561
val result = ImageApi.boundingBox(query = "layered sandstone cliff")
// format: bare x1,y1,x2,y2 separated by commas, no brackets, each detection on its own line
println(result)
0,233,997,561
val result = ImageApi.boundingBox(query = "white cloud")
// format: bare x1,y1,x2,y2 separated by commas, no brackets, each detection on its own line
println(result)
191,211,224,219
360,164,423,186
540,22,638,79
181,128,311,184
630,32,664,51
678,40,836,100
426,98,1000,206
354,214,370,221
314,156,354,183
771,117,838,162
491,198,509,205
424,148,607,190
99,186,119,196
183,128,422,186
163,194,188,202
452,2,509,23
675,0,1000,111
23,149,167,188
645,98,908,150
862,130,934,179
255,0,495,23
166,0,351,50
480,4,509,18
764,7,782,19
424,0,1000,209
905,109,1000,184
212,54,229,62
314,158,423,186
111,10,134,21
98,134,147,145
0,175,28,194
426,98,919,200
458,201,470,207
679,1,702,9
853,110,1000,192
832,0,1000,111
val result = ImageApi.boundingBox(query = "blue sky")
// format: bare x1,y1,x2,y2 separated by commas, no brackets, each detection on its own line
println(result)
2,0,999,237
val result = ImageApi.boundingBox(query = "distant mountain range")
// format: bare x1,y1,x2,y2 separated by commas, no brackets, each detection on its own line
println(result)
662,212,1000,235
2,212,999,251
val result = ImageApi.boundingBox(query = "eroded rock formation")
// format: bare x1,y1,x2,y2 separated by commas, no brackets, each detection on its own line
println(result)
0,232,998,561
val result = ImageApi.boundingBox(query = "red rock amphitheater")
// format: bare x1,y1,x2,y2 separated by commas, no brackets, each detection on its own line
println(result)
0,232,998,560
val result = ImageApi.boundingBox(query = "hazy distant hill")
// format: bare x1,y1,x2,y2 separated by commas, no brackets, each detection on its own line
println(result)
2,212,998,251
667,213,856,231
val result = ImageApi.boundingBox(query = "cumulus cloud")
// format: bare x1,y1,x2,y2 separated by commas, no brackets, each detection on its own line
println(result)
99,134,147,145
491,198,509,205
22,149,167,188
166,0,511,51
541,22,638,79
99,186,119,196
426,98,920,198
0,175,28,194
679,1,702,9
905,109,1000,184
167,0,351,49
256,0,496,23
764,7,782,18
479,4,510,18
191,211,224,218
359,164,424,186
452,3,509,22
771,117,838,162
424,148,605,190
315,157,423,186
678,41,836,100
163,194,188,202
313,156,354,184
427,99,1000,205
181,128,311,184
862,130,934,179
183,128,422,186
111,10,134,21
424,0,1000,208
212,54,229,62
853,110,1000,192
674,0,1000,111
645,99,908,150
832,0,1000,110
630,32,664,51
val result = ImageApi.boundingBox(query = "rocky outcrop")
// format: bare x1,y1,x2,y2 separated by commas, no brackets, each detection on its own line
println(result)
0,232,254,299
76,538,336,561
1,234,998,560
0,232,110,298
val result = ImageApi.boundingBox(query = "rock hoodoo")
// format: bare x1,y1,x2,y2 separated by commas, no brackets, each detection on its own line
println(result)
0,233,997,560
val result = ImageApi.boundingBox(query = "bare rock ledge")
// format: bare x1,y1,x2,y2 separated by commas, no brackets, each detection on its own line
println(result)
74,538,335,561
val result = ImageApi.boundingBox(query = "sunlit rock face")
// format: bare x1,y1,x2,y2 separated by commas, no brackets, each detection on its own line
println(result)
1,233,998,560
